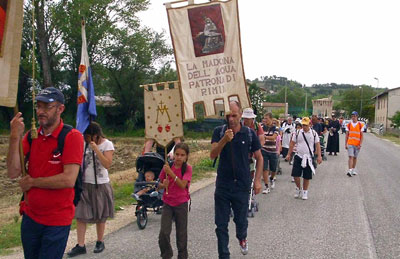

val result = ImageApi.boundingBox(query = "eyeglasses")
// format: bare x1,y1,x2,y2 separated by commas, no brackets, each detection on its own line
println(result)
34,104,58,111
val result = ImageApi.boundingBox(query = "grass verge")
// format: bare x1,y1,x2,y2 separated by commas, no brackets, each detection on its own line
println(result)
373,132,400,145
0,217,21,256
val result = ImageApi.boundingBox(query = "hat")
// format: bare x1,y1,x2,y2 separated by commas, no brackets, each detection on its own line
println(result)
301,117,311,125
351,111,358,116
35,87,65,104
242,108,256,119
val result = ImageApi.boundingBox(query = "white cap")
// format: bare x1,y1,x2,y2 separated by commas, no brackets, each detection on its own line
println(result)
242,108,256,119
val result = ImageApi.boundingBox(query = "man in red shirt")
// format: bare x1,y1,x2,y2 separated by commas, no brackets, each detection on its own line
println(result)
7,87,84,259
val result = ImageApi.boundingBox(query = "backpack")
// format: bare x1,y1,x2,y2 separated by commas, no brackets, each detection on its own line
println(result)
25,124,83,206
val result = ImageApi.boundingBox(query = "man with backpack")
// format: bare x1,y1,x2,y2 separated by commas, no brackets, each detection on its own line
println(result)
285,117,322,200
345,111,365,177
7,87,84,259
211,101,263,258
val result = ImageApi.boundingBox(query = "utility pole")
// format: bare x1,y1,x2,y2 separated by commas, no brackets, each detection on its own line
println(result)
284,86,287,117
305,92,307,114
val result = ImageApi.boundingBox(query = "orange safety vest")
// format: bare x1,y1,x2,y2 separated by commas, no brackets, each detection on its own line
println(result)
347,122,363,146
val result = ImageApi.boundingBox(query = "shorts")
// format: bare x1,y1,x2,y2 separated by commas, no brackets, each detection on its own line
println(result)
261,150,278,172
347,145,360,158
291,155,312,180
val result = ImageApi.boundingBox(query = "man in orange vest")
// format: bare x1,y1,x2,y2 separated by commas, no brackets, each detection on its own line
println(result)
345,111,365,176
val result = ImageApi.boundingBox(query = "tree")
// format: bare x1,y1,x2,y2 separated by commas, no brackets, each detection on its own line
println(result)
341,85,375,120
389,111,400,128
248,82,265,121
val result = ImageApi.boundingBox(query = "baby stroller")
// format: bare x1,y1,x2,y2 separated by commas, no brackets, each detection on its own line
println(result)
132,152,164,230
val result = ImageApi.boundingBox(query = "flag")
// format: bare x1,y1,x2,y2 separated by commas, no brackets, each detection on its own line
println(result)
76,20,97,133
0,0,23,107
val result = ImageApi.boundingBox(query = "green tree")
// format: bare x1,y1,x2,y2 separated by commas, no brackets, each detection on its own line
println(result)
341,85,375,120
248,82,265,121
389,111,400,128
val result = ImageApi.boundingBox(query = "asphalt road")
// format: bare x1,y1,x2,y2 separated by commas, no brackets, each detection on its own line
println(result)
73,133,400,259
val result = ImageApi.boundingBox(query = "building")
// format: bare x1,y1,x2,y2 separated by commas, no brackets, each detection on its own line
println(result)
312,97,333,118
373,87,400,129
262,102,288,117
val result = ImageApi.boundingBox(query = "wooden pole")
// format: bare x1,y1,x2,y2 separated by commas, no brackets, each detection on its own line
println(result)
165,146,168,195
13,106,27,177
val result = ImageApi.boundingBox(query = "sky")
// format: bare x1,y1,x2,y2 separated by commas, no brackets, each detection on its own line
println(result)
138,0,400,89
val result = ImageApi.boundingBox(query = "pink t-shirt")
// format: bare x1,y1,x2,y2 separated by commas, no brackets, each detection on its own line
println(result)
159,164,192,207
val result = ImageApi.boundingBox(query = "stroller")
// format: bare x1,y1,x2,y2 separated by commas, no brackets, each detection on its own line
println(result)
132,152,164,229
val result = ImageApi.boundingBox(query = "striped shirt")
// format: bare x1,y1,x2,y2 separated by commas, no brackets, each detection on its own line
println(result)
262,125,278,153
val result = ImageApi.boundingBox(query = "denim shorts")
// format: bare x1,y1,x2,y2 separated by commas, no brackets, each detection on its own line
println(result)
347,145,360,157
261,150,278,172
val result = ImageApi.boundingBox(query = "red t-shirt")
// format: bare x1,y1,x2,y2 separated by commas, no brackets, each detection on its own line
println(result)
159,164,192,207
22,120,84,226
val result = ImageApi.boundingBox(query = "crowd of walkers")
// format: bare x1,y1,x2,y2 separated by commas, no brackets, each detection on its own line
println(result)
6,88,365,259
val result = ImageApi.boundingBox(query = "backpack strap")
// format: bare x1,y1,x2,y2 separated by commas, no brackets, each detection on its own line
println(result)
54,124,74,155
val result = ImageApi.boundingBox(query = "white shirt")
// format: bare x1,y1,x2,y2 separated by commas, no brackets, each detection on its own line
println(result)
282,122,295,148
83,139,114,184
294,129,319,158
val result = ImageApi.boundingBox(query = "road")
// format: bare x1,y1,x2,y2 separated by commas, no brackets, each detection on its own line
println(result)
73,133,400,259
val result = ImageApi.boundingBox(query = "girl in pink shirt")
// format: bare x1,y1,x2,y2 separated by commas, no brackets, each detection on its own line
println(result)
158,143,192,259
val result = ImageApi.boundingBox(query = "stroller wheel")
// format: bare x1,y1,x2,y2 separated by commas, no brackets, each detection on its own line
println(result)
137,210,148,230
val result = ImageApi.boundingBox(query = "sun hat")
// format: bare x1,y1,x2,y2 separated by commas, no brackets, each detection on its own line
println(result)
242,108,256,119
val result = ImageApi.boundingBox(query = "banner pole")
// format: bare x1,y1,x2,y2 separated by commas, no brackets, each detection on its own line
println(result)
13,106,27,177
165,146,168,195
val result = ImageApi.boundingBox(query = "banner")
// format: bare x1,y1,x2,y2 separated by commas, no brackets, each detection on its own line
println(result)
76,20,97,133
0,0,23,107
166,0,250,121
143,81,183,147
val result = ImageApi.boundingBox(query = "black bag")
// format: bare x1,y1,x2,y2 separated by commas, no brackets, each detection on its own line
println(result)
26,124,83,206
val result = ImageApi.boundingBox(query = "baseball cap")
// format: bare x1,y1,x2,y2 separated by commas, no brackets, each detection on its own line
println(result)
351,111,358,116
35,87,65,104
242,108,256,119
301,117,311,125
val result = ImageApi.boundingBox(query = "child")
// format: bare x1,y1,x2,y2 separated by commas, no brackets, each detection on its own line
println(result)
132,170,156,200
67,122,114,257
157,143,192,259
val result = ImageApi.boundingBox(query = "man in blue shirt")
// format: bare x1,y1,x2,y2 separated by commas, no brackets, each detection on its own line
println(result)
210,101,263,259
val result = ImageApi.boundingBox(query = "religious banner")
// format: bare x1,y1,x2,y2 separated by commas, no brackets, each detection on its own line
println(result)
143,81,184,147
0,0,23,107
166,0,250,121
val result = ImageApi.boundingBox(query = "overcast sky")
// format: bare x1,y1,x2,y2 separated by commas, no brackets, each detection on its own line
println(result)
138,0,400,89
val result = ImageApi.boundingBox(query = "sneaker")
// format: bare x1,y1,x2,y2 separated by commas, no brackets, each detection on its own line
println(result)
239,239,248,255
346,170,352,177
302,190,308,200
67,244,86,257
351,169,358,176
93,241,105,253
270,180,275,189
294,187,302,198
291,177,295,182
262,187,270,194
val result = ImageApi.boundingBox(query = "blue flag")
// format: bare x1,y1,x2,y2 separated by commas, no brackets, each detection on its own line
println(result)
76,20,97,133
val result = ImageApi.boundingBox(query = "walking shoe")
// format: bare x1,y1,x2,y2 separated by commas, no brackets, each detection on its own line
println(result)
294,187,302,198
302,190,308,200
262,187,270,194
93,241,105,253
351,169,358,176
270,180,275,189
239,239,248,255
346,170,352,177
291,177,295,182
67,244,86,257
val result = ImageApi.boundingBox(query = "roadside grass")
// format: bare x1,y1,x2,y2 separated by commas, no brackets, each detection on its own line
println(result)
0,217,21,256
192,157,216,182
373,132,400,145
